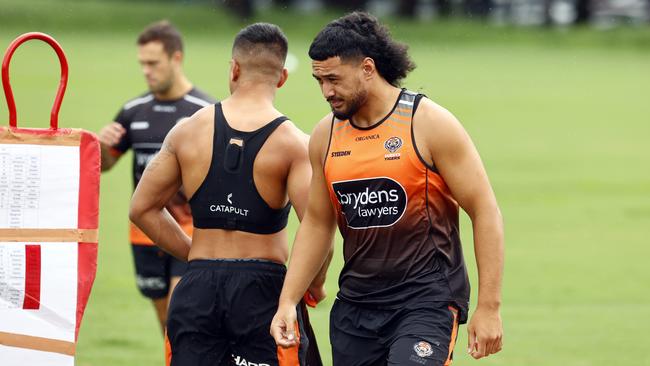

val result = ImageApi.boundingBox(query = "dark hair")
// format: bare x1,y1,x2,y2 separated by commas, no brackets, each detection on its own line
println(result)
309,12,415,87
232,22,288,63
137,20,183,56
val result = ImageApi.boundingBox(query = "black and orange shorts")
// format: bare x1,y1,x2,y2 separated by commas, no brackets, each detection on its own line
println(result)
167,259,311,366
131,244,187,299
330,299,460,366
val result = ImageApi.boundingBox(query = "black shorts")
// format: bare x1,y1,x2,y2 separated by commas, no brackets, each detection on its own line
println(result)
131,244,188,299
167,259,310,366
330,299,459,366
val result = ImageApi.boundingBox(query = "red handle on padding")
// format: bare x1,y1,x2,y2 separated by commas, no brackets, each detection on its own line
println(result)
2,32,69,130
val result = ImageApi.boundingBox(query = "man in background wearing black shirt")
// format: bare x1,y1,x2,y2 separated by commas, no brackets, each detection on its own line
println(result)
98,20,215,337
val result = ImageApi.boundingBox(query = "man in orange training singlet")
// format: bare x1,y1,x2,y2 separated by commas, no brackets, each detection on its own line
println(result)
271,12,504,366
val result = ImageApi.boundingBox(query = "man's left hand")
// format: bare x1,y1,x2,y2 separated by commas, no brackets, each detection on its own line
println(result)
467,306,503,359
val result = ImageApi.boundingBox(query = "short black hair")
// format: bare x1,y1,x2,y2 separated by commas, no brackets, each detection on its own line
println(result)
309,12,415,87
137,20,183,56
232,22,288,63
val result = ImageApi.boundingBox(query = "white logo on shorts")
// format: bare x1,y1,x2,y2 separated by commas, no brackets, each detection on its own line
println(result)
413,341,434,358
136,275,166,290
232,354,270,366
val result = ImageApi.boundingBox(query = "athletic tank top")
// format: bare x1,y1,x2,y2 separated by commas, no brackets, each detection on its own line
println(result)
189,103,291,234
324,89,470,322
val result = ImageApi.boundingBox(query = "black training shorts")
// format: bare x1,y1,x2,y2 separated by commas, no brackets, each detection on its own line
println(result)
131,244,187,299
167,259,310,366
330,299,459,366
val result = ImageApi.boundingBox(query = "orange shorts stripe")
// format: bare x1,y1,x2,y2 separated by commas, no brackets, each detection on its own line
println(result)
277,322,301,366
165,330,172,366
444,306,460,366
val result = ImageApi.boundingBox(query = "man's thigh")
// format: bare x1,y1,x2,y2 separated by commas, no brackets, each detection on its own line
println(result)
330,300,388,366
167,269,230,366
131,244,169,299
387,304,459,366
228,263,307,366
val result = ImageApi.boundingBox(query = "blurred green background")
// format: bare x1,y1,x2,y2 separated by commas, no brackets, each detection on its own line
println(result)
1,0,649,365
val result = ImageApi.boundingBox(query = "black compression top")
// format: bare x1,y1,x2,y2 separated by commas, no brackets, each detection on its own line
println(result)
189,103,291,234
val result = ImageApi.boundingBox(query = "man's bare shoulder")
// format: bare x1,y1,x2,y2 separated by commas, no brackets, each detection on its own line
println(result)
414,97,465,138
271,113,333,163
312,113,334,138
413,97,472,158
274,119,309,156
415,97,458,126
299,113,333,149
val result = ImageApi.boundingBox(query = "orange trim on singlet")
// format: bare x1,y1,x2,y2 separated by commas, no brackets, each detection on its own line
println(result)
108,147,123,158
277,322,301,366
129,221,194,246
444,306,460,366
165,330,172,366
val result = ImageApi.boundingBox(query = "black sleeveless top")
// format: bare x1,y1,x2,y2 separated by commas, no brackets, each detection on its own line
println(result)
189,103,291,234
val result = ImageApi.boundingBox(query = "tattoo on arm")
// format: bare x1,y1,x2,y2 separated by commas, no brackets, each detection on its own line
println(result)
144,155,162,173
144,141,174,174
162,139,175,154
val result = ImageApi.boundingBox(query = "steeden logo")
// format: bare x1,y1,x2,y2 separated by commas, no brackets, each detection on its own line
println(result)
331,150,351,158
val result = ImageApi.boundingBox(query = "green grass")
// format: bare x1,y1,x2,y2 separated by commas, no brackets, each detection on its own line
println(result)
1,1,649,365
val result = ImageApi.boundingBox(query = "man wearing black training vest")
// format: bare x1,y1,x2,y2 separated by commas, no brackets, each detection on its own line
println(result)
129,23,329,366
98,20,215,338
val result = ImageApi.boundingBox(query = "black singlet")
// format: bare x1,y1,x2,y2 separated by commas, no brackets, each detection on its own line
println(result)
189,103,291,234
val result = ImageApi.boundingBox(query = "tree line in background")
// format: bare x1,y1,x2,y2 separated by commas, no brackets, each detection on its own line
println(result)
219,0,649,27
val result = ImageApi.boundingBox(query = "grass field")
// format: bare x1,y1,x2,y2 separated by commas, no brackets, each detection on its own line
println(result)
1,1,649,365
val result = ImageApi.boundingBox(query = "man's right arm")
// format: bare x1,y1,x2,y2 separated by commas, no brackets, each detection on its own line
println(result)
99,120,127,171
128,123,191,261
270,116,337,347
285,127,334,305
